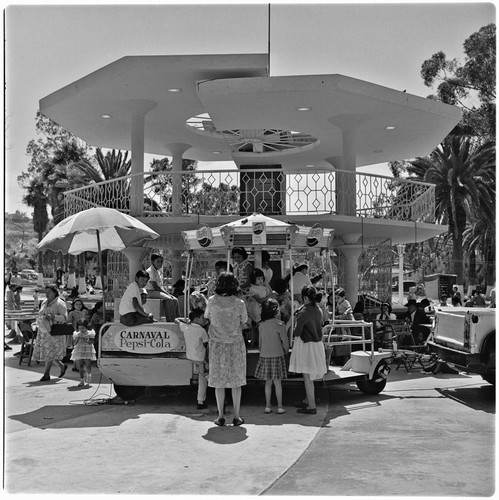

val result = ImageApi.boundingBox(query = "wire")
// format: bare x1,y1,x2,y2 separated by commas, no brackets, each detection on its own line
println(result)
68,371,114,406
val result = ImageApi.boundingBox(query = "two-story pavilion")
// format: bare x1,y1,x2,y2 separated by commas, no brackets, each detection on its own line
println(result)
39,53,461,301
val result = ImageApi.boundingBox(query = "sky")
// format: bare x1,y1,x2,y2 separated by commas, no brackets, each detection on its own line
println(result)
4,1,495,215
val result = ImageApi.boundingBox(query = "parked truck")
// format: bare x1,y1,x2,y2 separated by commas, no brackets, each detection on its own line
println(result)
428,307,495,385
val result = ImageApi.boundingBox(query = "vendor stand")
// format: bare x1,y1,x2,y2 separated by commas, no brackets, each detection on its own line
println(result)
98,213,392,399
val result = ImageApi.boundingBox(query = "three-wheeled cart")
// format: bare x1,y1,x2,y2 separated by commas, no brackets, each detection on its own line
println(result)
97,213,393,399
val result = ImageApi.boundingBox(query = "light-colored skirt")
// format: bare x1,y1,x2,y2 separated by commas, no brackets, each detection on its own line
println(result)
289,337,327,381
33,330,66,362
208,338,247,388
71,342,97,361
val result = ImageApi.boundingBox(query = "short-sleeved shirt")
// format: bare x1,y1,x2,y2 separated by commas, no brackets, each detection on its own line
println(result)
290,271,312,295
145,265,162,291
205,294,248,343
119,281,142,315
180,322,209,362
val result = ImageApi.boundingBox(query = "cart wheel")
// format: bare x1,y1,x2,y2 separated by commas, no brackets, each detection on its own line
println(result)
356,360,390,395
113,384,145,400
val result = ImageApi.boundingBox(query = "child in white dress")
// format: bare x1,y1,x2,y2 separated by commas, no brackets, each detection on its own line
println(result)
247,269,271,324
70,318,96,387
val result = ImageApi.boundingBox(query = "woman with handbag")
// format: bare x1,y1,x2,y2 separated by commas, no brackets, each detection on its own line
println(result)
33,284,68,382
289,285,327,415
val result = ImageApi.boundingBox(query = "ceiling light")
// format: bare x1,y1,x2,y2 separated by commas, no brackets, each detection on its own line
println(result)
212,151,222,154
101,114,112,119
385,126,396,130
167,88,183,93
305,164,315,168
296,107,311,112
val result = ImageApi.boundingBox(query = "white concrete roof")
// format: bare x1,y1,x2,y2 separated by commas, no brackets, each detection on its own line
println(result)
40,54,461,169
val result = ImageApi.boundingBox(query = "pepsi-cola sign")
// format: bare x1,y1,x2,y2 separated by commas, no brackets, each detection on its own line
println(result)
196,226,213,248
307,226,323,247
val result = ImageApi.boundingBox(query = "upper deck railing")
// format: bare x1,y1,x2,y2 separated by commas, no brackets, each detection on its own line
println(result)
64,167,435,223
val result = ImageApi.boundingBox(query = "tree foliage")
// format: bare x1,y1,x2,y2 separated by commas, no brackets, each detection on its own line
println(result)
407,136,495,283
420,23,496,138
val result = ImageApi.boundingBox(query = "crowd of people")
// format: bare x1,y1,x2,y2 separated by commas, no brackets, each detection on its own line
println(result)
6,250,495,426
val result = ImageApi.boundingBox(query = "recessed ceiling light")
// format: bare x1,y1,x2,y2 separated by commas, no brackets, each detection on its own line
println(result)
212,151,222,154
101,114,112,119
385,126,396,130
167,88,183,93
305,164,315,168
296,107,311,112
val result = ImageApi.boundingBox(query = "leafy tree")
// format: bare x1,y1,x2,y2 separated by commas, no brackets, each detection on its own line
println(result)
148,157,200,214
188,182,240,215
407,136,495,284
421,23,496,138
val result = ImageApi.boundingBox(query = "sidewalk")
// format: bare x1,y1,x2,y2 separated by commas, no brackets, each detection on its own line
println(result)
3,341,495,496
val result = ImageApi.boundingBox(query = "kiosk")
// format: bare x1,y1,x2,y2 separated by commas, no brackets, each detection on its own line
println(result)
98,213,392,399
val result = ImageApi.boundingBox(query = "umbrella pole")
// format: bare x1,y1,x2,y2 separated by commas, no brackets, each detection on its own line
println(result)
96,229,106,322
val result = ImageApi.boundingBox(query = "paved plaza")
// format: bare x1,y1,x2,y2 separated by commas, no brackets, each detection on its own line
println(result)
3,338,495,496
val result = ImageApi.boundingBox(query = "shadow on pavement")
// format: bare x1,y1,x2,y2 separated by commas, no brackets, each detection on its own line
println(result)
202,426,249,444
436,383,495,413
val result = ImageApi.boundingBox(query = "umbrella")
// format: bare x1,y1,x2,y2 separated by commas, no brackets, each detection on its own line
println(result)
37,207,160,317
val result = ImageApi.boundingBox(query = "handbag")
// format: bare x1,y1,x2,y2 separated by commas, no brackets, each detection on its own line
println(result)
50,323,74,336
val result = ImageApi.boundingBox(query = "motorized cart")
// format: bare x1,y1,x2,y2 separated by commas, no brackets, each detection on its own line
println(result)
97,213,393,399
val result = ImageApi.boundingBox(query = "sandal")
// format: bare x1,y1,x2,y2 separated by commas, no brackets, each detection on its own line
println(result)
296,407,317,414
264,407,272,414
214,418,225,427
277,408,286,414
294,400,308,409
232,417,245,426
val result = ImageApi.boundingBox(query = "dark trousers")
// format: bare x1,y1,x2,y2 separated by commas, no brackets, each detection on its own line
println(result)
120,313,155,327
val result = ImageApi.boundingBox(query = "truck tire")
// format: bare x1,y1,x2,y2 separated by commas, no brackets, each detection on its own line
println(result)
114,384,145,400
481,332,495,385
356,360,389,395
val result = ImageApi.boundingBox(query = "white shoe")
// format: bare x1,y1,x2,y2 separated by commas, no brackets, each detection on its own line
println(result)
264,407,272,414
277,408,286,414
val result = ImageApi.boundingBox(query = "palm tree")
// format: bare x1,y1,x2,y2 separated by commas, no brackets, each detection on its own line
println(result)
408,136,495,284
22,175,49,273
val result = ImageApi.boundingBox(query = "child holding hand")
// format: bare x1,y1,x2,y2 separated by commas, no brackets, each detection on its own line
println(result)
254,298,289,414
177,308,209,409
70,318,96,387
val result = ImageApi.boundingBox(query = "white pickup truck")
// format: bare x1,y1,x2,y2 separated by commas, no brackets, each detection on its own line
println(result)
428,307,495,385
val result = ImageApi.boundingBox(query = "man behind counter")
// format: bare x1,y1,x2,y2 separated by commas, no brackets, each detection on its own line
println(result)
119,270,156,326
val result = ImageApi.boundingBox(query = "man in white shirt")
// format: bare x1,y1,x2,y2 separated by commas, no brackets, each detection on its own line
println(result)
146,254,180,321
119,270,156,326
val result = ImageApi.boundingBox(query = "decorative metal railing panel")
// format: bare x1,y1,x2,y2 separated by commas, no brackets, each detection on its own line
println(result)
64,168,435,222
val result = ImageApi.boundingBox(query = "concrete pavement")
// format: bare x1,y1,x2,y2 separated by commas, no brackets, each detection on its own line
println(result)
3,343,495,496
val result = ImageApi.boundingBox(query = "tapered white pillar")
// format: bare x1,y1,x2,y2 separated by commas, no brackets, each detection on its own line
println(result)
166,143,191,216
122,247,148,282
124,99,157,217
339,245,363,304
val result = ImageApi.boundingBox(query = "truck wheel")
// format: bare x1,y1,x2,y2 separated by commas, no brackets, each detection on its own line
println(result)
356,360,389,395
114,384,145,400
481,332,495,386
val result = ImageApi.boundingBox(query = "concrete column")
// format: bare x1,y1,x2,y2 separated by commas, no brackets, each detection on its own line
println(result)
124,99,157,217
337,129,357,216
171,250,183,285
339,245,363,304
166,143,191,216
122,247,148,282
397,244,406,306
